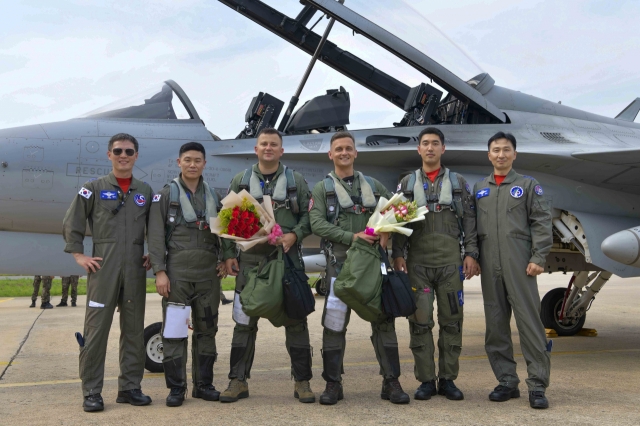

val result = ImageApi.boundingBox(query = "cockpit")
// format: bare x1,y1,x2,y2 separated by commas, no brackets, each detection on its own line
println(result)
80,80,200,121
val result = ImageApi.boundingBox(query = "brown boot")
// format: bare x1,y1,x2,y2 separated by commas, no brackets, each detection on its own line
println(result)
381,378,410,404
219,378,249,403
294,380,315,403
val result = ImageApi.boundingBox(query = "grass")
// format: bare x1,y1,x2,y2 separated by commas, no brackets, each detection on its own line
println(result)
0,277,238,298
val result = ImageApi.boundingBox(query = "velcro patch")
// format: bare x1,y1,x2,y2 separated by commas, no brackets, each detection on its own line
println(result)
308,198,314,212
534,185,544,195
476,188,490,199
79,187,92,199
100,190,118,200
152,194,162,203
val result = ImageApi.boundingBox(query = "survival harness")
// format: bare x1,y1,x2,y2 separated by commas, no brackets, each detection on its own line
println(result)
321,172,380,270
165,178,220,245
401,168,466,257
239,167,299,214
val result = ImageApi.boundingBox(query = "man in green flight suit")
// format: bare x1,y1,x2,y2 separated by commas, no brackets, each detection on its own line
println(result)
392,127,479,402
63,133,153,412
148,142,223,407
220,128,315,404
309,131,410,405
473,131,553,409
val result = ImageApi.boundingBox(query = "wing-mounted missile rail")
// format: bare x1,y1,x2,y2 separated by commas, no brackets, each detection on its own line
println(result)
394,83,443,127
283,86,351,134
237,92,285,139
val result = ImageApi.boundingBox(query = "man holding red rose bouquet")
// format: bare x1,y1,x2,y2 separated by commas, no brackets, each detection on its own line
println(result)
219,128,314,404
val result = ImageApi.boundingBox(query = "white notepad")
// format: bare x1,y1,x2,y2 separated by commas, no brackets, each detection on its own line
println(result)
163,304,191,338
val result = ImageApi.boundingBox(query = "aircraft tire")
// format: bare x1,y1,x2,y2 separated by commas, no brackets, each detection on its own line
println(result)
314,276,328,297
144,322,164,373
540,287,586,336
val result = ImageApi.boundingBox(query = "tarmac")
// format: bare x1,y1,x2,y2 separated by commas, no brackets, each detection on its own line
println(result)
0,274,639,425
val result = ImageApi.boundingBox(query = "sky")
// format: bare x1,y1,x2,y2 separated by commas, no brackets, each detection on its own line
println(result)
1,0,638,138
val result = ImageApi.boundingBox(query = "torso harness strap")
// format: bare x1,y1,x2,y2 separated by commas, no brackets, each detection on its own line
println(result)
166,178,219,244
323,172,379,225
402,168,466,255
238,167,299,214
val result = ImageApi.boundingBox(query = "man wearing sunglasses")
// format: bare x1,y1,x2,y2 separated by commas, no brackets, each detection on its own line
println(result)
63,133,154,412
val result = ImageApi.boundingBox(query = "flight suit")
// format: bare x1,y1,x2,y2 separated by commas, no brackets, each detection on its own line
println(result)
31,275,53,304
309,172,400,382
61,275,79,304
392,167,477,383
148,176,222,392
221,163,312,382
473,169,552,392
63,173,153,397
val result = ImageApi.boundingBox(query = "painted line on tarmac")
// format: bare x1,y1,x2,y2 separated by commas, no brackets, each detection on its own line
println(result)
1,348,638,389
0,298,14,304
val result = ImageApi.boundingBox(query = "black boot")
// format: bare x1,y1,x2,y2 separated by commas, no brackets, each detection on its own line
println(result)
83,393,104,412
381,378,410,404
489,384,520,402
71,301,77,307
529,391,549,409
116,389,152,406
319,381,343,405
29,300,36,308
414,380,437,400
40,302,53,309
221,298,232,305
192,354,219,401
166,387,186,407
56,300,68,307
438,378,464,400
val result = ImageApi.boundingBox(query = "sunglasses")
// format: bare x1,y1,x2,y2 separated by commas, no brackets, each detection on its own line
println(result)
111,148,136,156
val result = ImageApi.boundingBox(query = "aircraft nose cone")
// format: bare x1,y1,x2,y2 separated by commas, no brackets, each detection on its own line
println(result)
601,229,640,266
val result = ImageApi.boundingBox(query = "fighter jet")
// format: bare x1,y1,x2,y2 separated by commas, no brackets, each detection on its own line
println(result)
1,0,639,372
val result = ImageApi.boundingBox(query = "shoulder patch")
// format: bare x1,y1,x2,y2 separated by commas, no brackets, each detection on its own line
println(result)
152,194,162,202
522,175,534,179
510,186,524,198
308,198,314,212
534,185,544,195
79,187,92,199
476,188,490,199
465,183,471,193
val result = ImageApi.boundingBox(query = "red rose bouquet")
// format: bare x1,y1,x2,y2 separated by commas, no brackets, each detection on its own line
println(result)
220,198,262,239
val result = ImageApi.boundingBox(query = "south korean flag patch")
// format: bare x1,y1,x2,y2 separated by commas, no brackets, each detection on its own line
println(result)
534,185,544,195
79,187,92,199
510,186,524,199
134,193,146,207
308,198,314,212
152,194,162,203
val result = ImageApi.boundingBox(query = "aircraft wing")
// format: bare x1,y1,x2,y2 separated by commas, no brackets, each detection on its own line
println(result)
572,149,640,166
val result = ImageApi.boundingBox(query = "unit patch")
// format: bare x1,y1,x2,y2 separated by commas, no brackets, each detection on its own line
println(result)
308,198,314,212
134,194,146,207
510,186,524,198
79,187,92,199
534,185,544,195
476,188,490,199
152,194,162,203
457,290,464,306
100,190,118,200
423,182,428,190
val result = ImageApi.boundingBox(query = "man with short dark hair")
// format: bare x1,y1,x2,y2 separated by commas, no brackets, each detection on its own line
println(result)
220,127,314,404
474,131,552,409
393,127,479,402
148,141,223,407
310,131,410,405
63,132,153,412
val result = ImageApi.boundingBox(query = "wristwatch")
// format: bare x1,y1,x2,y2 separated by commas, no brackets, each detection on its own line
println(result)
465,252,479,260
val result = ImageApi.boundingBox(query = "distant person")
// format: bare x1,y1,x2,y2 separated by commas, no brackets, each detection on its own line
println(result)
63,133,153,412
30,275,54,309
57,275,79,307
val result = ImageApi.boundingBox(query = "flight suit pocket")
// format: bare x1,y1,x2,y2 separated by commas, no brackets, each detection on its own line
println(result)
477,203,489,238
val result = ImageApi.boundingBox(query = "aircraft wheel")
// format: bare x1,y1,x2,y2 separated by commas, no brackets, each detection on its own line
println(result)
314,276,328,297
540,288,586,336
144,322,164,373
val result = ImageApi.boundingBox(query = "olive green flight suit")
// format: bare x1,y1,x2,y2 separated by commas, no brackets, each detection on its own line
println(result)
31,275,53,304
61,275,79,304
473,169,552,392
392,167,478,382
221,163,313,382
310,172,401,382
63,172,153,397
148,175,222,391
